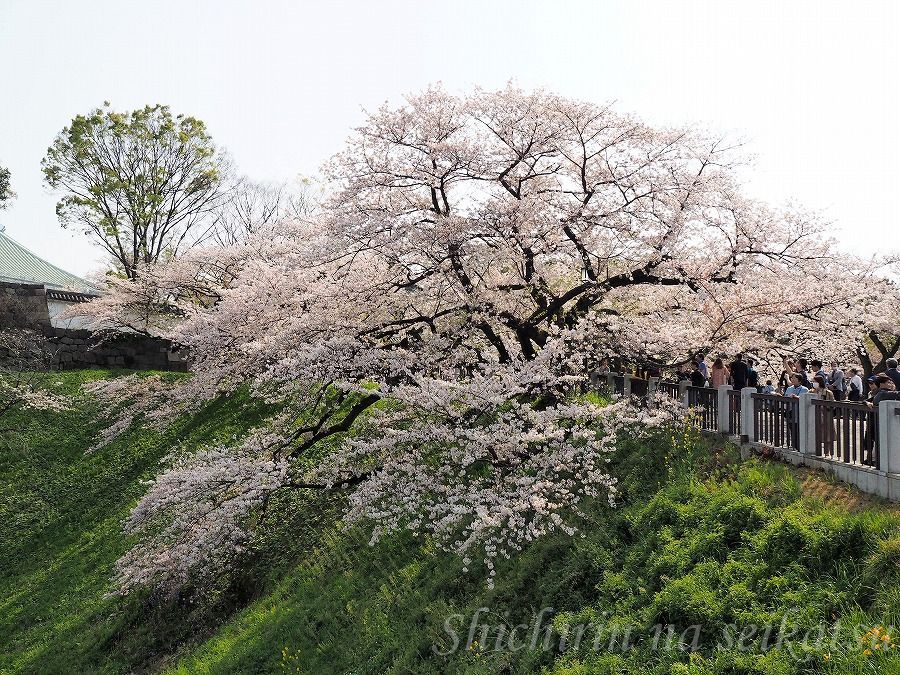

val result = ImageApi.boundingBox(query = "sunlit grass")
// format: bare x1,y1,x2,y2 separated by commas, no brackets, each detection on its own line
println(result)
3,371,900,674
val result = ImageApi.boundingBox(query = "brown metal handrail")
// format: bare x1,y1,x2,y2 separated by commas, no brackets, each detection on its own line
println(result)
686,386,718,431
727,389,742,435
752,394,800,450
812,399,879,469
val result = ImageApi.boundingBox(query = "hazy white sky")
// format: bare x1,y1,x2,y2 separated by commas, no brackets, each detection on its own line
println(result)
1,0,898,276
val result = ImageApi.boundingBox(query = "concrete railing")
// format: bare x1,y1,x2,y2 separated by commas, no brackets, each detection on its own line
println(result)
594,371,900,501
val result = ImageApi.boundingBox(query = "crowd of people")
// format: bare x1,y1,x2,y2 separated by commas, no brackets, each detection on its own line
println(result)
682,354,900,408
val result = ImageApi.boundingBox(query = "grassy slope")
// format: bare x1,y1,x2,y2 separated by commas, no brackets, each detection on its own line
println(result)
0,370,278,674
173,435,900,675
3,372,900,674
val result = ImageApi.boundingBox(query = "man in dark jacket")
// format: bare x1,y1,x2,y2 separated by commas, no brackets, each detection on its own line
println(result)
746,359,760,390
886,358,900,390
797,359,811,387
730,353,749,390
690,362,707,388
873,374,900,406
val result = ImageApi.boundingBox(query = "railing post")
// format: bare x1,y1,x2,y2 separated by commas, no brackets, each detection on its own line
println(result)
717,385,731,434
740,387,756,442
623,374,632,397
879,400,900,474
648,377,659,398
678,380,689,408
798,393,816,455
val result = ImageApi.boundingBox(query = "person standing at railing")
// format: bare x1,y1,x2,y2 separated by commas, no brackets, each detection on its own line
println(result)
784,373,809,398
828,362,846,401
885,358,900,390
872,374,900,406
778,357,795,391
730,353,749,389
847,368,864,402
796,359,812,388
781,373,807,450
762,380,776,394
710,357,730,388
866,376,879,405
812,375,835,401
690,361,707,388
862,376,880,466
747,359,760,391
813,374,836,451
811,360,828,386
860,375,899,467
694,354,709,382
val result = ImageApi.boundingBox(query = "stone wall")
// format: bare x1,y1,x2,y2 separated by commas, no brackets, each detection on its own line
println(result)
0,280,188,372
37,326,188,372
0,282,51,329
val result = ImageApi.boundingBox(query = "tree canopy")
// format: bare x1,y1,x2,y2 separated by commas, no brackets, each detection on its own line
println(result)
210,176,315,247
42,104,229,278
75,86,897,596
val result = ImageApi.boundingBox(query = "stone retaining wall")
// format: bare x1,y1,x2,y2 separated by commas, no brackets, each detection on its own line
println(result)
0,326,188,372
37,327,188,372
0,282,51,329
0,280,188,372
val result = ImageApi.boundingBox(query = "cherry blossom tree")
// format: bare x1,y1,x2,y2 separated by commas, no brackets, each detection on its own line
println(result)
846,275,900,376
0,330,68,438
0,163,13,209
77,86,896,596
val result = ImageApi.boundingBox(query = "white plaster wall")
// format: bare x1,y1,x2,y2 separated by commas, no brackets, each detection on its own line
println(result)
47,299,93,330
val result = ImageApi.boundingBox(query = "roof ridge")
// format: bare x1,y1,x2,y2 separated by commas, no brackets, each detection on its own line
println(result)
0,230,95,292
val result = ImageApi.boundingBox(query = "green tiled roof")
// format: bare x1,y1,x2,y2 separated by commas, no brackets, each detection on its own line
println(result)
0,229,95,293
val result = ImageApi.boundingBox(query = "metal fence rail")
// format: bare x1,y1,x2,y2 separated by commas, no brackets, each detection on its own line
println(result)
687,386,718,431
658,381,681,399
752,394,800,450
813,400,880,468
587,373,900,502
728,389,742,435
630,378,649,397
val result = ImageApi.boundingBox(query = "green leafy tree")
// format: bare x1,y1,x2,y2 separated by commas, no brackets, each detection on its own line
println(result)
0,164,13,209
42,104,229,278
